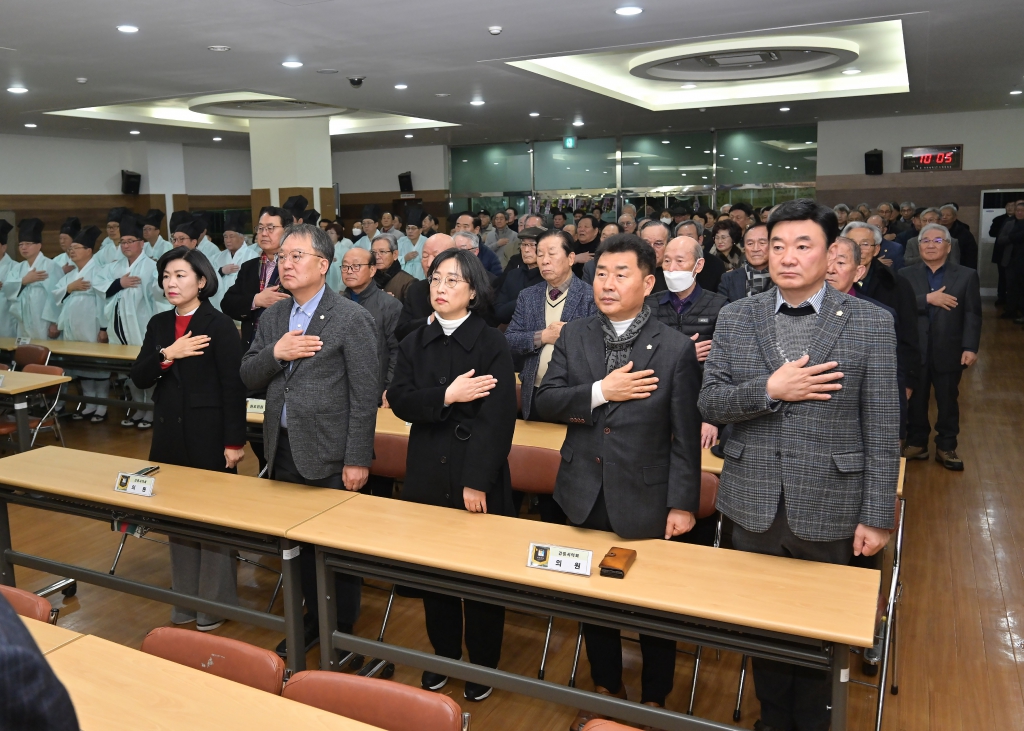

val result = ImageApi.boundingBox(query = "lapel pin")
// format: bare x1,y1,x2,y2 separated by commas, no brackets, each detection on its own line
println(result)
836,310,843,317
319,315,324,319
646,344,652,349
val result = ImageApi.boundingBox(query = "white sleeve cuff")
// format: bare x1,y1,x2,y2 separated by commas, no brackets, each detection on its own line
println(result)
591,380,608,410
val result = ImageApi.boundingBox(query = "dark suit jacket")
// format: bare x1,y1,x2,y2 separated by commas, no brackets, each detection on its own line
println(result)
221,256,286,349
239,286,380,479
505,275,597,420
718,266,775,304
949,220,978,270
695,252,725,293
345,282,402,393
388,314,518,516
699,287,900,540
131,300,247,471
494,264,544,324
898,261,982,373
396,278,432,342
534,314,702,539
0,594,78,731
857,257,921,390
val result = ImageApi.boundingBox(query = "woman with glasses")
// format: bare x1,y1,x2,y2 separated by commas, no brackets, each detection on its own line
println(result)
709,219,745,272
387,249,517,703
131,247,247,632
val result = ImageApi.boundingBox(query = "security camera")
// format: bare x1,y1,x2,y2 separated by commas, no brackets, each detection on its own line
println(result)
348,77,365,88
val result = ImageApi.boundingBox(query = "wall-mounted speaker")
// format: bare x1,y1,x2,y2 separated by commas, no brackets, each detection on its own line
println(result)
398,171,413,193
121,169,142,195
864,150,883,176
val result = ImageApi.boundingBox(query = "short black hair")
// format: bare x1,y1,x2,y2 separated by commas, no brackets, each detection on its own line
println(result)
156,247,219,300
456,211,481,230
260,206,294,227
577,214,599,230
594,233,657,276
913,207,928,218
730,201,754,217
426,248,493,316
710,219,743,244
552,210,566,220
538,229,575,256
767,198,840,246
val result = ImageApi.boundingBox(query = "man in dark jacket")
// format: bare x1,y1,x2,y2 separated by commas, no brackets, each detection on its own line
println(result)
990,201,1018,305
494,227,545,324
371,237,415,301
998,201,1024,318
396,234,453,341
899,224,981,470
719,222,773,302
678,219,725,292
940,204,978,270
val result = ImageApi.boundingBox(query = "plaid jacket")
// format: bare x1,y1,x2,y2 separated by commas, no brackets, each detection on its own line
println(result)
698,286,899,541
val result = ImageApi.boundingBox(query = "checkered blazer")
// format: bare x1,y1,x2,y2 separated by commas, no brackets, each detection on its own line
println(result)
698,286,900,541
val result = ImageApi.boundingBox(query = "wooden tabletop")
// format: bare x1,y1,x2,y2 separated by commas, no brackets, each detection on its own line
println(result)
22,617,83,655
0,370,71,395
46,634,383,731
0,447,358,538
288,494,879,647
0,338,140,361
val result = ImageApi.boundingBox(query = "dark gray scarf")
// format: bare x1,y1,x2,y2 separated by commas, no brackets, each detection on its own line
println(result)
599,305,651,375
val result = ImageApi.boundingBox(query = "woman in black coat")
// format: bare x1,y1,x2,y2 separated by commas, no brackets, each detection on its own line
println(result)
387,248,517,703
130,247,247,631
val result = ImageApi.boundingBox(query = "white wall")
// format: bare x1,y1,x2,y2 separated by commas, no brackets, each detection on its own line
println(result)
817,109,1024,176
0,134,149,194
332,145,448,193
249,117,331,205
182,145,252,195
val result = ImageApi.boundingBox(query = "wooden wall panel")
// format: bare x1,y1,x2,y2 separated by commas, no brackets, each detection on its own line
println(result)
187,195,252,211
318,187,336,224
250,189,271,228
336,189,450,232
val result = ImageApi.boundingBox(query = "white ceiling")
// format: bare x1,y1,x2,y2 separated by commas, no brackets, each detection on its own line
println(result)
1,0,1021,153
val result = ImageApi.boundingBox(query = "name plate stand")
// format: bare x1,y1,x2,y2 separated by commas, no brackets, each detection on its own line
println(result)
246,398,266,414
527,543,592,577
114,472,155,497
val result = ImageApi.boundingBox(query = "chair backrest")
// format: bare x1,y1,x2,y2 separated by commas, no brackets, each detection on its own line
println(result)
283,670,464,731
0,585,54,623
14,344,50,370
0,363,8,371
23,364,66,397
141,627,285,694
697,471,719,520
371,433,408,480
508,444,560,495
515,382,523,417
583,721,636,731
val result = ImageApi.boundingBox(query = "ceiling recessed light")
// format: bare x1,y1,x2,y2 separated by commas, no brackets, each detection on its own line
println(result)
1011,90,1023,95
744,171,748,173
757,161,763,164
405,134,413,138
733,157,739,160
529,112,540,117
282,61,303,68
703,150,711,153
702,176,708,180
842,68,861,75
566,167,570,170
394,84,407,89
661,140,670,144
317,69,339,74
117,25,139,33
615,6,643,15
805,141,813,144
633,162,639,165
585,169,590,172
493,162,500,165
130,130,140,135
7,87,27,94
208,45,230,52
488,25,502,35
470,100,485,106
572,120,584,127
684,145,691,149
680,83,697,89
76,77,88,84
24,123,36,128
212,137,222,141
780,107,790,111
462,159,468,162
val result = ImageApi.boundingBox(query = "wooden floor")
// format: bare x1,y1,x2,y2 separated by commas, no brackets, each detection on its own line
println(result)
4,303,1022,731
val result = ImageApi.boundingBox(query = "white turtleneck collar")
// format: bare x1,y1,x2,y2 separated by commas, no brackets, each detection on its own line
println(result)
436,312,470,336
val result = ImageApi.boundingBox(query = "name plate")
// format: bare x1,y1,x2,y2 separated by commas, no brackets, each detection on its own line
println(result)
15,337,31,346
0,374,4,388
114,472,155,497
527,543,592,577
246,398,266,414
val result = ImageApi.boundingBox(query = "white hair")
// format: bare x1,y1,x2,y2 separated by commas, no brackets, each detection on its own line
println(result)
452,231,479,249
918,223,951,242
841,221,882,246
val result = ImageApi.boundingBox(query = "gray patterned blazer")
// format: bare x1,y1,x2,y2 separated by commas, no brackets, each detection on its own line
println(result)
698,286,899,541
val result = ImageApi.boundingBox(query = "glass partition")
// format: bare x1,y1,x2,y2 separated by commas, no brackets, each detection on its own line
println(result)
451,143,532,195
715,125,817,187
533,138,618,191
621,132,715,190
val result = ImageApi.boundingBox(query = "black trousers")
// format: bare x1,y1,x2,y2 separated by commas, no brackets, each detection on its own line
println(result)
575,490,676,705
361,474,395,498
273,431,361,629
906,364,963,451
422,592,505,669
997,264,1008,304
731,497,853,731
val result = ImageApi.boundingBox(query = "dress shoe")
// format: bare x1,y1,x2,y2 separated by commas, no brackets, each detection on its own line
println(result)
640,700,665,731
936,448,964,471
464,681,493,702
421,670,449,691
569,685,627,731
901,444,928,460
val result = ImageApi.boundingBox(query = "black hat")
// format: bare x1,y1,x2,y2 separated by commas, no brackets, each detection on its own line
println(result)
360,204,382,223
405,208,426,228
191,212,210,233
0,220,13,247
477,209,491,217
301,208,320,227
73,226,102,250
175,220,204,242
518,226,546,241
669,205,691,217
18,218,44,244
120,214,144,240
60,217,82,238
143,209,165,229
223,211,247,234
169,210,192,232
107,207,130,223
282,195,308,217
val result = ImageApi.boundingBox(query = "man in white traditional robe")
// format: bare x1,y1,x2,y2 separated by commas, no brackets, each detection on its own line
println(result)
0,220,16,339
142,209,171,261
53,217,80,277
94,207,131,267
4,218,61,340
210,212,256,312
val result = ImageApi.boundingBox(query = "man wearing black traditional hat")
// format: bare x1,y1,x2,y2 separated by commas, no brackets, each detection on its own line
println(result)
170,219,204,250
54,217,81,275
354,204,384,250
4,219,61,340
281,195,308,224
96,207,129,266
191,212,221,261
397,209,428,280
0,220,15,338
142,209,171,261
211,212,257,312
50,224,111,423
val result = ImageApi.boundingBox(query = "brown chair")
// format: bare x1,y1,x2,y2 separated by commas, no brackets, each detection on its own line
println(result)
370,433,409,480
0,364,8,371
283,670,468,731
0,585,58,624
583,721,634,731
515,382,523,417
0,364,66,449
141,627,285,694
507,444,560,496
13,344,50,370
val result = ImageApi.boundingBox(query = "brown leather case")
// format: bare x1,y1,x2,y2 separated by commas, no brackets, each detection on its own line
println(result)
599,547,637,579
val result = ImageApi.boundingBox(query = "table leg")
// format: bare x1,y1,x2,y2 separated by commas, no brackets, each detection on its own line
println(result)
0,501,13,586
315,547,339,671
831,643,850,731
280,539,305,674
13,395,30,453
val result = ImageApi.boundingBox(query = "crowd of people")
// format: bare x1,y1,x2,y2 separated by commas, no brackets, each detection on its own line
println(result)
0,190,987,731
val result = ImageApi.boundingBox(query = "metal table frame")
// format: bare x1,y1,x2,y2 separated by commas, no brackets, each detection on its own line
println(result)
47,352,152,411
0,487,307,673
314,547,853,731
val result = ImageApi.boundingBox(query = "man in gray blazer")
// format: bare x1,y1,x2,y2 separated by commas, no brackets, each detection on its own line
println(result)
240,223,380,657
700,199,899,731
535,234,702,728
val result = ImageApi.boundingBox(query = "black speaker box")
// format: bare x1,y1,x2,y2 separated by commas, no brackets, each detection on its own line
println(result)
398,171,413,193
121,169,142,195
864,150,883,176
